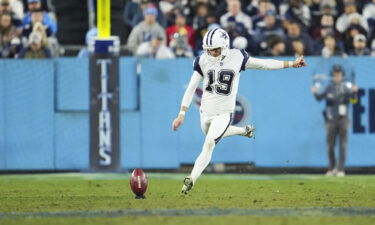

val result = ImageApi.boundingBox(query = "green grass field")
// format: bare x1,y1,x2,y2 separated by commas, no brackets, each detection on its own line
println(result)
0,173,375,225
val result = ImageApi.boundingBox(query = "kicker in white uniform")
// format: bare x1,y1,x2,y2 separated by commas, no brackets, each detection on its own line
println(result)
172,28,307,194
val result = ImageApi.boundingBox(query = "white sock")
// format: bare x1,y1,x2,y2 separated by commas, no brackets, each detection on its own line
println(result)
190,137,215,183
222,126,246,138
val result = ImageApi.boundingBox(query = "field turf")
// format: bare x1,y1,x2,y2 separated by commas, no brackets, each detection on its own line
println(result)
0,173,374,225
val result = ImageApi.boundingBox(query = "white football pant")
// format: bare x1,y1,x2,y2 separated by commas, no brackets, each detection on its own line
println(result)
190,113,246,183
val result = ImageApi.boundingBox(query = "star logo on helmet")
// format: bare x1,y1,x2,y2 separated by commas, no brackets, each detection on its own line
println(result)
220,32,228,40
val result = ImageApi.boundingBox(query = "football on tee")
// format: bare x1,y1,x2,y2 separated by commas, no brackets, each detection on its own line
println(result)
130,168,148,198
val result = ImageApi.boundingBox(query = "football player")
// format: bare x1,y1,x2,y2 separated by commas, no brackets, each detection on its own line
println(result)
172,28,306,194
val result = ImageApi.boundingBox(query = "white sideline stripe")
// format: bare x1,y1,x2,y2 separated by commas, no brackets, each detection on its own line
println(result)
0,173,345,181
1,207,374,218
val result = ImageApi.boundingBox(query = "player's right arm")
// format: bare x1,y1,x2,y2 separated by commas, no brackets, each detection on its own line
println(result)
172,71,203,131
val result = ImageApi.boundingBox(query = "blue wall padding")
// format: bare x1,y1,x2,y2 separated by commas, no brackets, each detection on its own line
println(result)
54,113,89,169
0,56,374,170
3,60,54,169
0,60,5,169
56,58,89,111
55,57,138,111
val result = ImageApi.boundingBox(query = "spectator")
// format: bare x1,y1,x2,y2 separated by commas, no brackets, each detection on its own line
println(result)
371,39,375,57
18,31,51,58
169,33,194,57
253,10,284,44
342,24,367,53
0,13,18,57
0,0,21,27
124,0,167,28
291,38,308,56
123,0,143,27
309,0,337,26
126,6,166,54
166,14,195,49
363,0,375,34
363,0,375,21
320,34,345,58
215,0,231,19
336,2,368,34
158,0,181,27
187,0,216,15
193,14,219,55
136,35,175,59
5,36,21,57
260,35,286,56
285,20,313,55
241,0,259,18
280,0,311,30
311,14,340,40
192,3,209,30
223,15,258,55
206,13,220,28
309,0,323,29
313,15,345,56
349,34,370,56
22,0,57,36
251,0,276,29
220,0,252,34
77,27,97,58
319,0,337,17
311,64,358,177
8,0,23,19
22,10,52,39
22,8,60,56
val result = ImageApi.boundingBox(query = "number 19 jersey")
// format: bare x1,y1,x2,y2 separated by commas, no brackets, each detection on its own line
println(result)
193,48,249,116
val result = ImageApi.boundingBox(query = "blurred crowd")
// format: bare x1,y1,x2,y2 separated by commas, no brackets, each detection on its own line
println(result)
1,0,374,59
123,0,375,59
0,0,58,59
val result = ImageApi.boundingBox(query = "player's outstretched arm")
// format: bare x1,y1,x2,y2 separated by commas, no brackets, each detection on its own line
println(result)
172,71,202,131
246,55,307,70
290,56,307,68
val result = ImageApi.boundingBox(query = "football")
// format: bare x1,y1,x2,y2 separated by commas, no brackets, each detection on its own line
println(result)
130,168,148,198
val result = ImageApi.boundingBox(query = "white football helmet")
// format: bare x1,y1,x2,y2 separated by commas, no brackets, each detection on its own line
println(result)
202,28,230,61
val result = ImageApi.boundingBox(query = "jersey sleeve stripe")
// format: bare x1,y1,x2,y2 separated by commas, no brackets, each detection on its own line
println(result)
193,56,203,76
240,49,249,71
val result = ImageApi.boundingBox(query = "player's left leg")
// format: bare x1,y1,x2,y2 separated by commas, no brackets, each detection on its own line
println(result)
183,113,231,194
222,125,255,138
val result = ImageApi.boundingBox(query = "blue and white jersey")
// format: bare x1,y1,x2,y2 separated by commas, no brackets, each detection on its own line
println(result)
193,48,249,115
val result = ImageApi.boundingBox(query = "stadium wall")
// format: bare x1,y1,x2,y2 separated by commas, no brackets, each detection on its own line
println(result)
0,56,374,170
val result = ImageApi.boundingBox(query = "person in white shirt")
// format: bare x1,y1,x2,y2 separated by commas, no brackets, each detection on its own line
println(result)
136,35,175,59
172,28,307,194
363,0,375,22
336,2,369,33
220,0,253,34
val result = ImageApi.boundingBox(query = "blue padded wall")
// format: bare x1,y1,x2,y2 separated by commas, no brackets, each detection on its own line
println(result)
3,60,54,169
56,58,89,111
54,113,89,169
121,112,141,168
55,57,138,111
0,56,374,170
120,57,138,110
140,59,180,168
0,60,5,169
